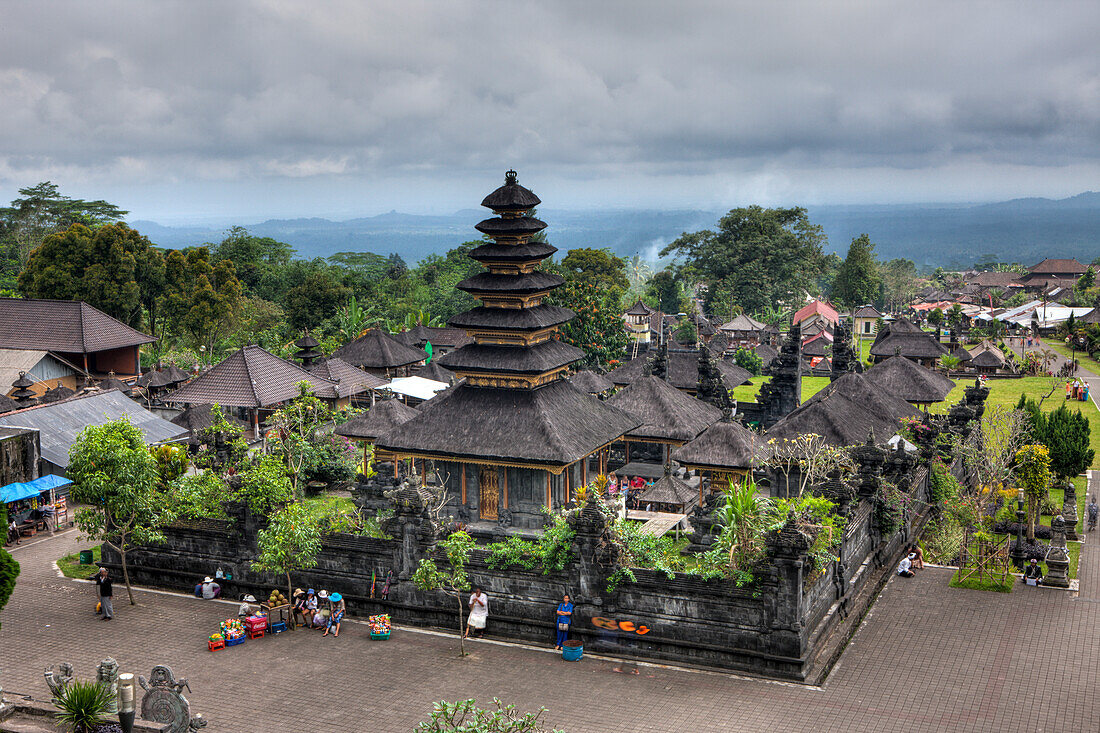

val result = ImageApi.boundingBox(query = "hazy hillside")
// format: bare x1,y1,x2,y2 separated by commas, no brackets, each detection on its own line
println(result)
131,192,1100,268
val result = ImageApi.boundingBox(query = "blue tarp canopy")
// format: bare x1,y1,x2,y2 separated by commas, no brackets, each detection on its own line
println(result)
0,474,72,504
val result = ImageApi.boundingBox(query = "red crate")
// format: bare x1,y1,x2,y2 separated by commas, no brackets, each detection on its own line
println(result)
247,627,265,640
208,639,225,652
244,616,268,632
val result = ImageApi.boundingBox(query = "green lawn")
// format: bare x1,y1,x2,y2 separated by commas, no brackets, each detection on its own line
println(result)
984,377,1100,470
949,568,1014,593
731,375,832,403
1041,337,1100,376
57,545,101,579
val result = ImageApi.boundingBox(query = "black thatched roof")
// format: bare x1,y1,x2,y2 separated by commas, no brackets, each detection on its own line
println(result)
766,372,921,446
332,329,428,370
469,241,558,263
638,471,697,507
863,355,956,404
568,370,614,395
802,334,831,358
606,350,751,393
0,394,20,414
163,364,191,384
625,299,654,316
170,404,249,444
335,398,419,442
375,379,641,468
438,340,584,376
968,341,1007,368
950,345,973,362
415,361,457,383
165,345,339,407
754,343,778,366
456,271,564,295
870,319,948,359
671,418,757,471
481,170,541,212
449,305,573,331
607,375,722,443
1081,307,1100,325
136,369,174,388
475,216,547,238
393,324,473,349
41,383,77,403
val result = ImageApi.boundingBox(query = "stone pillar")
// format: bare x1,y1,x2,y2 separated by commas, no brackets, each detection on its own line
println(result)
569,494,614,604
1009,488,1027,571
1044,515,1070,588
1062,480,1080,541
764,522,813,659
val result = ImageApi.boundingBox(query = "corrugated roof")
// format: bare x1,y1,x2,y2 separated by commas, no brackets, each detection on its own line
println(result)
0,349,82,393
165,345,339,407
0,298,155,353
0,390,187,467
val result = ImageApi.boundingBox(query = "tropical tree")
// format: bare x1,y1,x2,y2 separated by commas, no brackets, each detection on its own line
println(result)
831,234,882,308
412,530,476,657
161,247,245,360
927,308,944,327
715,478,773,571
940,354,962,371
68,419,178,605
1043,405,1094,482
253,501,323,615
1,181,127,266
1015,444,1052,541
646,270,687,314
0,526,17,630
266,383,347,496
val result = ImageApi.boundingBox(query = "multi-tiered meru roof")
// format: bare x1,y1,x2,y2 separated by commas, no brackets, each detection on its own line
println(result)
376,171,639,468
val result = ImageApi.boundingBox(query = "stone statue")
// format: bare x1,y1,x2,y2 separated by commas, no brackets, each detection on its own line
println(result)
139,665,207,732
43,663,75,696
1044,516,1070,588
97,657,119,714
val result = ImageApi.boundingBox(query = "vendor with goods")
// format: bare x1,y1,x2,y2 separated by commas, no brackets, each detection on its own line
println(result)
301,588,319,628
291,588,309,627
238,594,258,617
313,590,332,629
219,618,246,645
368,613,391,639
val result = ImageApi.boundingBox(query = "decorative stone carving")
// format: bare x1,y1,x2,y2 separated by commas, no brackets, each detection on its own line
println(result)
1061,480,1080,541
753,321,802,428
1044,515,1070,588
829,318,862,380
850,430,886,500
97,657,119,714
383,475,440,578
696,344,733,411
43,663,74,696
139,665,206,732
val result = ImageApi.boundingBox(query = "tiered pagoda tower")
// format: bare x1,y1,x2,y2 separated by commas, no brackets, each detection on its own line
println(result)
376,172,639,529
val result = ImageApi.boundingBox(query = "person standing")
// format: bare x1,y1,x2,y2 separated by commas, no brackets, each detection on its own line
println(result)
466,586,489,638
90,567,113,620
554,594,574,650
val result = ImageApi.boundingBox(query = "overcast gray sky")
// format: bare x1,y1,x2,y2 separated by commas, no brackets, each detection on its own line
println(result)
3,1,1100,222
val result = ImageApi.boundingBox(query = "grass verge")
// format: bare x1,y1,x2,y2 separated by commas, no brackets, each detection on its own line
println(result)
57,545,101,579
949,568,1014,593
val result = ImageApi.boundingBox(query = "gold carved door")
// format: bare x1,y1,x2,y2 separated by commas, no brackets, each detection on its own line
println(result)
479,467,499,520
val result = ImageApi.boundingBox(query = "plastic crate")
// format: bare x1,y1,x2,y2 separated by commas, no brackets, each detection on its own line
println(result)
247,627,265,640
225,636,246,647
268,621,287,634
207,639,225,652
369,631,391,640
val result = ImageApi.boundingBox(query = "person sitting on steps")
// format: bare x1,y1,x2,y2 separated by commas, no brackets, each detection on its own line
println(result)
1023,558,1043,586
897,553,915,578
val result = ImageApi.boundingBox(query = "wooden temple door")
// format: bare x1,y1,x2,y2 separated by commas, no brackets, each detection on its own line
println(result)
478,466,500,521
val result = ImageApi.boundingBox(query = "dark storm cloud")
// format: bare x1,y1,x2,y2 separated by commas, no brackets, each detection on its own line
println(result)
2,0,1100,213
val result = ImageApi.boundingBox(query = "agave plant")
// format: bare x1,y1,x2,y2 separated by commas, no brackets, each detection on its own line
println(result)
52,678,114,733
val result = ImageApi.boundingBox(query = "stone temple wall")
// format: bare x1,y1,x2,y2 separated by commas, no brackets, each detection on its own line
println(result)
108,453,936,683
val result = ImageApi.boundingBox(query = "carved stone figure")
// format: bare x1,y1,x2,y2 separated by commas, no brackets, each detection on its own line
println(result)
97,657,119,714
139,665,206,732
43,663,75,696
1044,515,1071,588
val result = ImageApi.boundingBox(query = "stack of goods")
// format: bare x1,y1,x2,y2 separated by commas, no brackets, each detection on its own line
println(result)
368,614,391,639
209,633,224,643
244,613,268,637
267,589,288,607
220,618,246,645
208,632,225,651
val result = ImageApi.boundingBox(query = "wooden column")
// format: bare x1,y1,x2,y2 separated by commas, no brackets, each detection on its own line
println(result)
461,464,467,505
625,442,631,464
502,467,509,509
421,461,426,485
582,456,587,486
546,471,552,510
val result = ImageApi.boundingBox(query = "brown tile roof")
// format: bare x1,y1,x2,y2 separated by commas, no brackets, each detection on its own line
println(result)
308,357,388,398
1028,258,1087,275
0,298,155,353
165,345,339,408
966,271,1023,288
332,329,428,370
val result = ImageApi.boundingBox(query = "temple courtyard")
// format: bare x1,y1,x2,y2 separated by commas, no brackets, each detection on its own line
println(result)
3,505,1099,733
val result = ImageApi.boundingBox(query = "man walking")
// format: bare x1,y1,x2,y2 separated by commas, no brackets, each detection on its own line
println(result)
90,566,114,620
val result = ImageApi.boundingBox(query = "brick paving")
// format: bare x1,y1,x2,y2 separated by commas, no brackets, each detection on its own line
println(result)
2,528,1099,732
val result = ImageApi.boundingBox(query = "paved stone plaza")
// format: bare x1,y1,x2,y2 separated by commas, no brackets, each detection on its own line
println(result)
3,497,1100,733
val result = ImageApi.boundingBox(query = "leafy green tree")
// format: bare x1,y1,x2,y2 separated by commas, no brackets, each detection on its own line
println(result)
881,258,917,312
551,282,629,369
0,182,127,266
0,540,17,631
252,501,323,614
1043,405,1094,481
236,456,294,516
19,222,161,327
946,304,964,331
267,383,345,497
162,247,244,359
230,296,286,347
1015,444,1051,542
413,530,476,657
927,308,944,327
416,699,563,733
68,419,177,605
661,206,826,312
1078,266,1095,292
210,226,294,295
285,268,351,331
173,471,231,520
560,248,629,292
412,242,481,320
674,318,697,344
831,234,882,308
646,270,687,314
734,347,764,376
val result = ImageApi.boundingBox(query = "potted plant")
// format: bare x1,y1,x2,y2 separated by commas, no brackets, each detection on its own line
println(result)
52,678,114,733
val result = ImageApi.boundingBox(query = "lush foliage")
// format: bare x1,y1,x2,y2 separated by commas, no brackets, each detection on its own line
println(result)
173,471,231,520
266,383,357,495
51,678,115,733
832,234,882,308
774,493,846,571
68,418,177,605
236,456,294,517
416,698,563,733
0,544,18,631
487,514,576,574
253,501,324,603
412,530,476,656
733,347,764,376
1015,444,1052,542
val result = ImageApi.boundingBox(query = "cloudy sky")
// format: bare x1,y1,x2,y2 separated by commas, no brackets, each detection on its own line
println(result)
3,1,1100,222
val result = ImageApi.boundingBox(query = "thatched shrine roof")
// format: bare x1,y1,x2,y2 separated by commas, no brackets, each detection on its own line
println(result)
333,329,428,370
606,350,751,393
335,398,419,442
863,355,956,404
671,418,758,471
415,361,457,383
393,324,473,349
765,372,921,446
870,319,948,360
638,471,697,508
607,375,722,443
968,341,1007,368
375,379,640,468
569,370,614,395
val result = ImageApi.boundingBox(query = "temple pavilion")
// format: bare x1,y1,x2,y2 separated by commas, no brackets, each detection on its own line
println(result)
375,172,640,529
863,355,955,410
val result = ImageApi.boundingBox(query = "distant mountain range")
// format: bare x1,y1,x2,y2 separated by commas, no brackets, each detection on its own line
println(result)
130,192,1100,268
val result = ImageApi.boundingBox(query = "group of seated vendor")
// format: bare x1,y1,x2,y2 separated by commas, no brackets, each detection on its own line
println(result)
291,587,346,637
5,502,56,545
